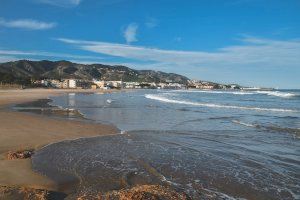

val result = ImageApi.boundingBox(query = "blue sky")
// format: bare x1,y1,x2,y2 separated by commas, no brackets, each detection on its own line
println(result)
0,0,299,88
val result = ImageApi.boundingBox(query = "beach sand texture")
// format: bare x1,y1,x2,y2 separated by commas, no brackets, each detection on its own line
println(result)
0,89,119,197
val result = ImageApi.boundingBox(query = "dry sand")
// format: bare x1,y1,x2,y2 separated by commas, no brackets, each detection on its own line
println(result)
0,89,119,192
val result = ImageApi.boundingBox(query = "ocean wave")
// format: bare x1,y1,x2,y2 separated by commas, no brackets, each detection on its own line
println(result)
145,94,298,113
232,120,300,136
274,116,299,120
264,125,300,136
172,89,298,98
255,91,297,98
232,120,257,128
173,90,254,95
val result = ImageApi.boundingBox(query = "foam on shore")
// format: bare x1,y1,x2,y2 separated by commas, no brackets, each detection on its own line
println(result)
145,94,298,113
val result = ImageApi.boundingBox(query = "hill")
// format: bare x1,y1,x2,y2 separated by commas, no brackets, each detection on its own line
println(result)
0,60,189,85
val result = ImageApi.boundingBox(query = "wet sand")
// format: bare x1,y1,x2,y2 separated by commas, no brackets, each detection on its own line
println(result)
0,89,119,198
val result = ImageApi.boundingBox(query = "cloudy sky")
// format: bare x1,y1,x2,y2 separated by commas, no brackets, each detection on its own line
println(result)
0,0,299,88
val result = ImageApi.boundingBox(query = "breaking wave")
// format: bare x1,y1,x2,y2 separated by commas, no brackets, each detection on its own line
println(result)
173,90,254,95
255,91,298,98
232,120,257,128
145,94,298,113
172,89,298,98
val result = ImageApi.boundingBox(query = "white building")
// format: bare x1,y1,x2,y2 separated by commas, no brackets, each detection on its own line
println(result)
93,80,106,89
124,82,140,89
50,80,63,88
62,79,77,89
106,81,124,88
69,79,77,88
41,80,48,86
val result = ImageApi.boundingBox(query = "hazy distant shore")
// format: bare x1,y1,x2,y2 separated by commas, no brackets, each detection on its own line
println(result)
0,88,119,199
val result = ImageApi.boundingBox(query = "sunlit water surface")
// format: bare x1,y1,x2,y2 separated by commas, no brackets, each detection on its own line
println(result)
32,89,300,199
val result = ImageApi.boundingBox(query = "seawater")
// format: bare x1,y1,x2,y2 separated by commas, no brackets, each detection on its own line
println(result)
32,89,300,199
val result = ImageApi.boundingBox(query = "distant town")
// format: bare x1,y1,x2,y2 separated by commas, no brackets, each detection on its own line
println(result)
0,60,272,90
30,78,242,90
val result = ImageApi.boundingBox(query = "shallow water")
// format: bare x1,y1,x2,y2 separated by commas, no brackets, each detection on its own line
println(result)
32,89,300,199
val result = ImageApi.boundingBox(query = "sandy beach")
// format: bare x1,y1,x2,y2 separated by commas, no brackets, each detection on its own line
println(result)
0,89,119,198
2,88,298,199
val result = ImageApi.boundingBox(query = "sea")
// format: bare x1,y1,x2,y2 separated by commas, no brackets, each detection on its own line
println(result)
31,89,300,199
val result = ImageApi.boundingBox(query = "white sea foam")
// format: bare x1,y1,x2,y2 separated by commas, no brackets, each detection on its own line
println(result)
173,90,254,95
255,91,297,98
145,94,298,113
106,99,113,104
232,120,256,128
172,89,298,98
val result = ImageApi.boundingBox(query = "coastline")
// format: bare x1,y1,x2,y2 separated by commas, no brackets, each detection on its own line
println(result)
0,88,120,198
2,88,298,199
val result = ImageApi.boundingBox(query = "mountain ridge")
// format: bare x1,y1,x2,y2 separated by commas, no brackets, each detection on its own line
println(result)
0,60,189,85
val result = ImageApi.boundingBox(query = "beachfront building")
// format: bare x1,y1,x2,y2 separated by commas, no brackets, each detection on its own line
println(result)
156,82,185,89
69,79,77,88
157,83,167,89
106,81,124,89
50,80,63,88
41,80,49,86
62,80,68,89
162,82,185,89
92,80,106,89
149,82,158,88
123,82,140,89
169,83,186,89
197,85,214,89
91,84,97,90
62,79,77,89
187,80,215,89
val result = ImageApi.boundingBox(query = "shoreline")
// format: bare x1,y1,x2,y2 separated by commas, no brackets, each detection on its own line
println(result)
0,88,120,198
1,88,297,199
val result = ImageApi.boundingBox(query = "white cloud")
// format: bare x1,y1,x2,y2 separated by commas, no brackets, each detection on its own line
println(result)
2,36,300,88
0,49,104,61
57,36,300,68
0,18,56,30
36,0,82,7
0,55,18,63
56,36,300,88
123,23,138,44
0,50,35,56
